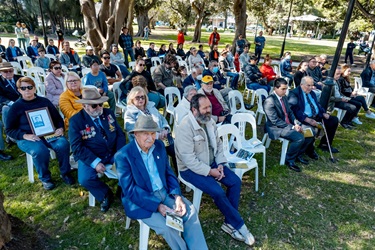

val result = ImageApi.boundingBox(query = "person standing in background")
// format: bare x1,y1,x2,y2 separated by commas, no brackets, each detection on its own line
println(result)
254,31,266,64
177,28,185,45
56,25,64,50
22,23,30,46
118,27,135,68
208,27,220,50
15,22,26,51
345,38,356,66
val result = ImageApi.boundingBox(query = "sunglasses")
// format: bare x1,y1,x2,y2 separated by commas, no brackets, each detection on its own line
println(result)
19,86,34,91
1,69,14,73
103,57,110,59
138,64,145,67
135,96,145,101
90,103,103,109
67,79,80,83
53,67,62,70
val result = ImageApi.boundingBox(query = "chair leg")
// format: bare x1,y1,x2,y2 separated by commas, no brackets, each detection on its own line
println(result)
280,140,289,165
125,216,131,229
255,166,259,192
138,220,150,250
262,151,266,177
26,153,34,183
192,189,203,214
251,91,256,105
257,113,263,125
89,192,95,207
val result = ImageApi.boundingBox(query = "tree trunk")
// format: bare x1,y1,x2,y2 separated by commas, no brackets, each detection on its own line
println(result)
232,0,247,53
192,14,204,43
0,190,11,248
135,9,149,37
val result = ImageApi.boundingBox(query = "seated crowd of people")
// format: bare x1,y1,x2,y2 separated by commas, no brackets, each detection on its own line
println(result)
1,28,375,249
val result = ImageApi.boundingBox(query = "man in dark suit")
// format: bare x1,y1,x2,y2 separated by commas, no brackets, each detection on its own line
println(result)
115,115,207,250
26,39,39,63
46,39,60,57
182,65,202,89
264,78,315,172
69,87,126,212
288,76,339,153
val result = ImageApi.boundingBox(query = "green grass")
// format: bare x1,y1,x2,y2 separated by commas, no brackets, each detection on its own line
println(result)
1,29,375,249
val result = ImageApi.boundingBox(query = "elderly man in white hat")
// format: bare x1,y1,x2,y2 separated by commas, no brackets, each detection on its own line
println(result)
69,87,126,212
115,115,208,250
82,46,101,68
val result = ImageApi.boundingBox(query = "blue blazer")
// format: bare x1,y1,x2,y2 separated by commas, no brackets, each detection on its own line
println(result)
288,86,325,124
182,74,195,89
115,139,181,219
26,46,39,62
69,108,126,166
6,47,23,62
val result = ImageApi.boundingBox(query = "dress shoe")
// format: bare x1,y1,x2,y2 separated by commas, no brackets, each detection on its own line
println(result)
42,181,55,190
100,190,114,212
0,151,13,161
340,123,353,130
296,156,309,165
60,173,75,185
286,162,302,172
5,136,15,146
307,151,319,160
319,144,339,153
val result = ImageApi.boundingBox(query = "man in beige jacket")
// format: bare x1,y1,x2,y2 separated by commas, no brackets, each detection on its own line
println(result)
175,93,255,246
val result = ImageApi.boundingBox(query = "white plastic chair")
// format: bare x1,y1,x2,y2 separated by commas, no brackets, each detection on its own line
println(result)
243,84,256,106
16,55,33,73
61,64,69,73
177,169,204,213
217,124,259,191
26,149,56,183
81,67,91,78
175,55,183,62
333,107,347,122
151,57,162,67
164,87,181,124
228,90,255,115
232,113,267,177
354,76,374,107
125,218,151,250
128,61,136,71
150,66,157,75
112,81,127,115
88,164,118,206
45,54,56,61
272,65,280,75
255,89,269,125
262,133,290,166
27,67,46,84
9,61,24,75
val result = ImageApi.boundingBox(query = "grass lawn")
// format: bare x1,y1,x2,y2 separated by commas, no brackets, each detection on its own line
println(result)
1,28,374,249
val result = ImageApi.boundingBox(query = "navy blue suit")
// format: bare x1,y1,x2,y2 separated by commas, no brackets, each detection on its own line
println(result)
115,139,181,219
288,86,338,147
26,46,39,63
69,108,126,201
46,45,60,56
6,47,23,62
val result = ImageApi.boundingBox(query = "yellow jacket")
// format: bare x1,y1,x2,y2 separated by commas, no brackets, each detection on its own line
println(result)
59,89,83,129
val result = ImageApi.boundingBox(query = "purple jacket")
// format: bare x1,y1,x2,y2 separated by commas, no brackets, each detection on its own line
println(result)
45,72,65,106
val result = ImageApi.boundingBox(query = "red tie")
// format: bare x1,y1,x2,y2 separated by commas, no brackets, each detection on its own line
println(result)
280,97,291,124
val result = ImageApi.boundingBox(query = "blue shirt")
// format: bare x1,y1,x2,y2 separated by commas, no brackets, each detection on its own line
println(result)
135,140,163,192
255,36,266,49
35,57,50,69
303,92,319,117
82,72,109,93
370,70,375,87
10,47,17,58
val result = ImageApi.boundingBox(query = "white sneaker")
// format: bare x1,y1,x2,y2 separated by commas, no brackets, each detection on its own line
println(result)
352,117,362,125
221,223,245,242
365,112,375,119
238,224,255,246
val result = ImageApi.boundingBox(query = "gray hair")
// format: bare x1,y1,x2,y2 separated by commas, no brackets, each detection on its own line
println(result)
183,85,197,99
370,60,375,65
300,76,314,85
191,66,203,74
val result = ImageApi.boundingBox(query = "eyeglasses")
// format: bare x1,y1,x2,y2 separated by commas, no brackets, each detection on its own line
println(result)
135,95,145,101
53,67,62,70
90,103,103,109
67,79,80,83
19,86,34,91
1,69,14,73
138,64,145,67
103,57,110,59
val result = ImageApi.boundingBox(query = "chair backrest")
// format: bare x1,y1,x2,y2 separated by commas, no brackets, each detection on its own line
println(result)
164,86,181,110
9,61,24,75
129,61,136,71
112,81,124,106
81,67,91,77
175,55,183,62
27,67,46,83
151,57,162,67
45,54,56,61
272,65,279,75
16,56,33,69
231,113,258,142
150,66,157,75
61,64,69,73
255,89,269,112
217,124,243,159
228,90,246,115
354,77,362,91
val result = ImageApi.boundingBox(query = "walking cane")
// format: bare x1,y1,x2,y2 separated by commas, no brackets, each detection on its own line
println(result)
321,119,336,163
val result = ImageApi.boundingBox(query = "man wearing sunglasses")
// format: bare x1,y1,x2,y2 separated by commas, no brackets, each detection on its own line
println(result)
69,87,126,212
0,62,22,159
82,46,101,68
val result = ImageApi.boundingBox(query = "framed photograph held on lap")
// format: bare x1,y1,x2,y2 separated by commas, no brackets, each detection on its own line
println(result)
25,107,55,137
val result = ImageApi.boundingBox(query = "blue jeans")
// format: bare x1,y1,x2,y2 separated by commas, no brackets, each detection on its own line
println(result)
78,160,111,202
247,82,271,93
227,72,239,89
255,47,263,63
180,162,244,230
0,121,4,150
142,188,208,250
123,48,135,68
17,137,71,182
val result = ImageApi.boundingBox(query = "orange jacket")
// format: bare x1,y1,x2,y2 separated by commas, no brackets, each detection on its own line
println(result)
260,64,276,83
208,32,220,46
177,32,185,44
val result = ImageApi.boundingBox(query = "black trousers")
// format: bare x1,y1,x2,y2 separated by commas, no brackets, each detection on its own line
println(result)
334,101,360,124
280,127,315,164
303,115,339,147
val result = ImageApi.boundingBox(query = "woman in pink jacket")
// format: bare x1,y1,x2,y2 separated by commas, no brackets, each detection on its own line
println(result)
45,61,65,106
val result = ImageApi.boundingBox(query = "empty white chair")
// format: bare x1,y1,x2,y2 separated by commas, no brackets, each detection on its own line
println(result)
228,90,255,115
9,61,24,75
112,81,127,115
232,113,267,177
164,86,181,124
255,89,269,125
262,133,290,166
26,149,56,183
218,124,259,191
81,67,91,78
151,57,162,67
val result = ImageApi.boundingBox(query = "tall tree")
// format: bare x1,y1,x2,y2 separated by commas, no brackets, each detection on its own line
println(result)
191,1,209,42
134,0,162,37
232,0,247,50
169,0,194,34
80,0,134,53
